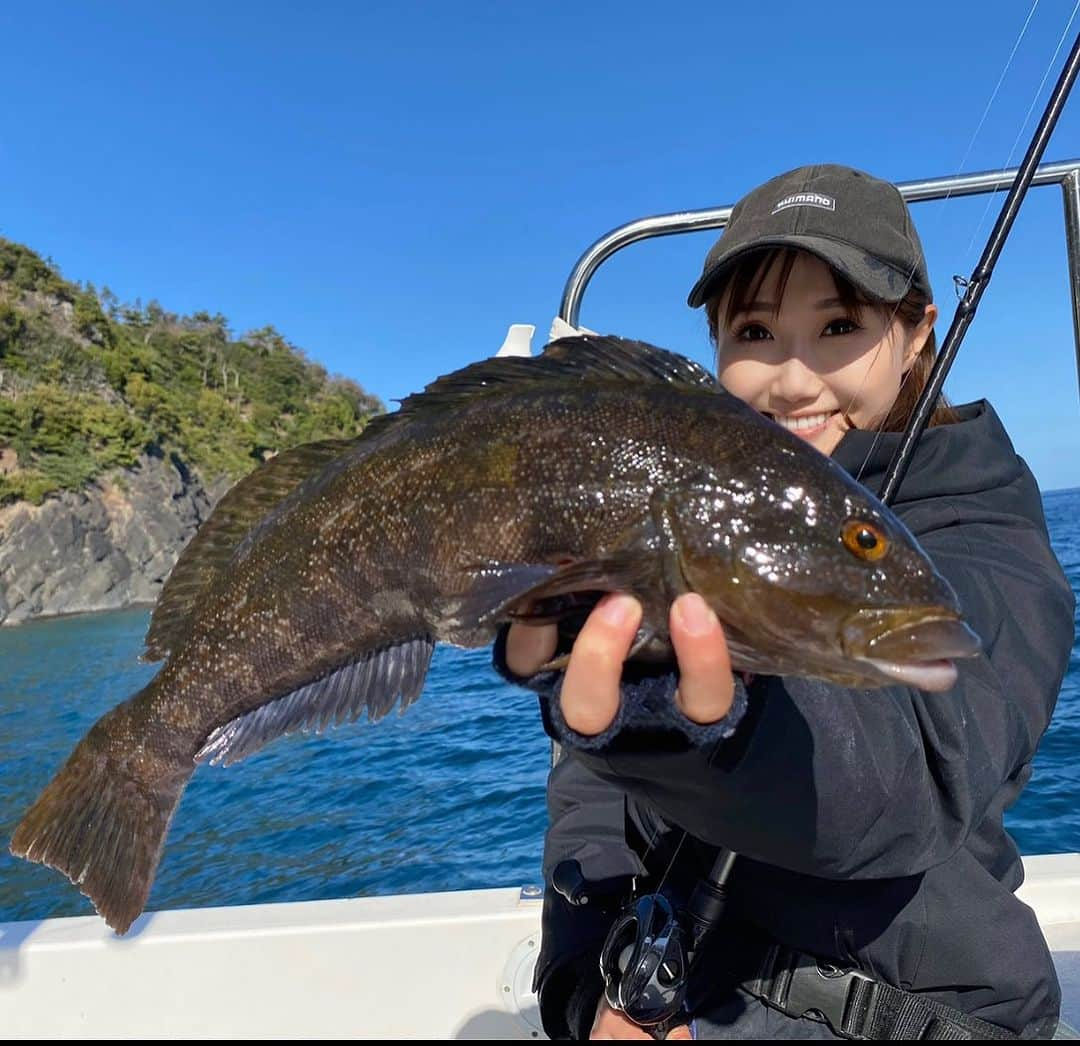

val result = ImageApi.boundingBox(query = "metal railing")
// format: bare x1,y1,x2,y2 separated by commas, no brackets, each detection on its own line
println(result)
558,159,1080,394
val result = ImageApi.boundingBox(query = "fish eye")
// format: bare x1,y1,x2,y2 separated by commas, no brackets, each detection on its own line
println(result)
842,519,888,561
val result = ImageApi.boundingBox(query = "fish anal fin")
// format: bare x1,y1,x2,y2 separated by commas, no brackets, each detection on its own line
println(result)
194,636,435,767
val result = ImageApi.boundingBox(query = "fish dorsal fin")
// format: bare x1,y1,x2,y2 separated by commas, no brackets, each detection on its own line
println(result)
143,438,360,661
541,335,717,388
359,335,717,438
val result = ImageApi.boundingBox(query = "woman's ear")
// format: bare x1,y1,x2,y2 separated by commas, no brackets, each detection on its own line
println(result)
903,303,939,372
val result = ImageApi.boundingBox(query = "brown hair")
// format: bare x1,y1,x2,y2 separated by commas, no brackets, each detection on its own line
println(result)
705,248,958,431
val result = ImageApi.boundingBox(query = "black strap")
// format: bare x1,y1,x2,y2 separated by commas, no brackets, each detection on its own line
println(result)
744,942,1019,1041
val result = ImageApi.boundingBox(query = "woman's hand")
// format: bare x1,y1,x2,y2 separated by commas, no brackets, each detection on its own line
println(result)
505,591,734,734
589,998,693,1040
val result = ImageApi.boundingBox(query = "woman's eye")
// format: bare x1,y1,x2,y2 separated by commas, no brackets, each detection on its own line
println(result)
822,317,859,336
735,323,772,342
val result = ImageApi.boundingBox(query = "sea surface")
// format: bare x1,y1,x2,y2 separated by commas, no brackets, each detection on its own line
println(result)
1,489,1078,925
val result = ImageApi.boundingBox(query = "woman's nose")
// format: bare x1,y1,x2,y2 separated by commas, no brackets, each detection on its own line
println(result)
771,352,820,406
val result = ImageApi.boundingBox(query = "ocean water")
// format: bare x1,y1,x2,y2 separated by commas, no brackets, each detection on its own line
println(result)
0,489,1077,926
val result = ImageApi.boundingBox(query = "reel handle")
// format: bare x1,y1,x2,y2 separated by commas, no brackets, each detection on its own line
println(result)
600,893,689,1033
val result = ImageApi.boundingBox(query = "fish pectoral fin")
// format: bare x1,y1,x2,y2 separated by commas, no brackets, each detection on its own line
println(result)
501,554,659,625
455,562,563,629
464,557,670,670
458,554,657,630
538,652,572,671
515,553,657,603
194,636,435,767
536,622,669,673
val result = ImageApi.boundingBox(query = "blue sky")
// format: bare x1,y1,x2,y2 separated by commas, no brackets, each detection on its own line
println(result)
1,1,1078,489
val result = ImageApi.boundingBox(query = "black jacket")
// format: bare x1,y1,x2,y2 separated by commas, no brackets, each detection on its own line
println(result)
507,401,1074,1039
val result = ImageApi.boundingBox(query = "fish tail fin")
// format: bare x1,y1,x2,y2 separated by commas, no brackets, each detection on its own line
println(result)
10,706,191,935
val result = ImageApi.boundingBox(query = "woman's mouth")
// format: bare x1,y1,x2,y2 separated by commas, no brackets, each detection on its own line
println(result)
768,411,839,439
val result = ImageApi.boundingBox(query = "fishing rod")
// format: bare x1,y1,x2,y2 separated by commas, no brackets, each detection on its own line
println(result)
880,27,1080,506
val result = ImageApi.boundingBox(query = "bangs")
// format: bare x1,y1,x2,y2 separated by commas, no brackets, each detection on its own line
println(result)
710,248,869,338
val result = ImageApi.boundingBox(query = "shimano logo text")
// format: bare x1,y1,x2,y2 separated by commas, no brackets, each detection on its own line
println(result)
772,192,836,214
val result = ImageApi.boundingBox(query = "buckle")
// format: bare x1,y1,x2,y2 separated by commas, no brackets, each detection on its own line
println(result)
782,955,875,1036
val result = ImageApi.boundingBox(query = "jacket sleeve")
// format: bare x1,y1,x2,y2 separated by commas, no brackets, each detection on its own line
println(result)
585,500,1075,880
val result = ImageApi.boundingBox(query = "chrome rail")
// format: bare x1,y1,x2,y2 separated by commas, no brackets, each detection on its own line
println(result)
558,159,1080,393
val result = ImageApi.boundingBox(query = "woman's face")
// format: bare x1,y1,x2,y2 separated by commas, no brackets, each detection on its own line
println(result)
715,251,937,457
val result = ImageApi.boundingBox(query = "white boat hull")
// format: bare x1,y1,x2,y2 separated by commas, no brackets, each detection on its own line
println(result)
2,853,1078,1039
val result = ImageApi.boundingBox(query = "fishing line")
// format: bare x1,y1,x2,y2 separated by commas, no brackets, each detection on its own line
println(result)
953,0,1042,194
648,823,690,903
850,1,1052,484
880,27,1080,504
962,0,1080,262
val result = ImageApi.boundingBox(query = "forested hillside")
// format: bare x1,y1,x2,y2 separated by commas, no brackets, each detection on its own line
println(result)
0,237,382,505
0,237,383,624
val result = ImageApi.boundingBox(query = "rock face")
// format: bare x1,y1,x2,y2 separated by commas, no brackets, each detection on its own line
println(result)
0,452,223,626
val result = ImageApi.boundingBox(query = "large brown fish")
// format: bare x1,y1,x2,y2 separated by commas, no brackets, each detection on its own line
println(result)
10,335,979,933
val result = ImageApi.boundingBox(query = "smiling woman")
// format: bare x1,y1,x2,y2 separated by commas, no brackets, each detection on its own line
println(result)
502,163,1075,1041
709,249,958,454
701,167,959,457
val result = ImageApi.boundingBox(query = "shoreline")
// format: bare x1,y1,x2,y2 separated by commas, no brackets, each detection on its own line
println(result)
0,600,154,628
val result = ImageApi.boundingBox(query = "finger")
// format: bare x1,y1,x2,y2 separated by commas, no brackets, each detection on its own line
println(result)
664,1024,694,1040
561,594,642,736
590,1000,655,1040
504,621,558,677
670,593,734,724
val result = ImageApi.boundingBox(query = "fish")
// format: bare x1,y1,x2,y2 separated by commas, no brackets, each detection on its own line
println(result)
9,334,981,934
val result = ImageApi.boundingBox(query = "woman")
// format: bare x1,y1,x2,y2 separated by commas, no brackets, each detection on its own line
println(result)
499,165,1075,1039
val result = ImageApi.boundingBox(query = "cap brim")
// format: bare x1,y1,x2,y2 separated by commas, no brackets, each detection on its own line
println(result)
686,235,920,308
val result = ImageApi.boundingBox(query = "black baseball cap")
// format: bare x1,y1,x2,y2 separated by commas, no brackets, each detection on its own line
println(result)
687,164,932,309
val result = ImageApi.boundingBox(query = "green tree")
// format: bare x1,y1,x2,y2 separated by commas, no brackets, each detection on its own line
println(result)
0,235,384,502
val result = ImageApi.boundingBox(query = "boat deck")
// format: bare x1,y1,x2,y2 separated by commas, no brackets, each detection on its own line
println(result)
1,853,1078,1038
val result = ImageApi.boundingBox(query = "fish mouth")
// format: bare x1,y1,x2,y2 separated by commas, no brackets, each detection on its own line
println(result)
842,608,982,692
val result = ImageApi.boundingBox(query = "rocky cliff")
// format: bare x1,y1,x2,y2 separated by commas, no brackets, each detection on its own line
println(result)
0,236,380,626
0,451,223,625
